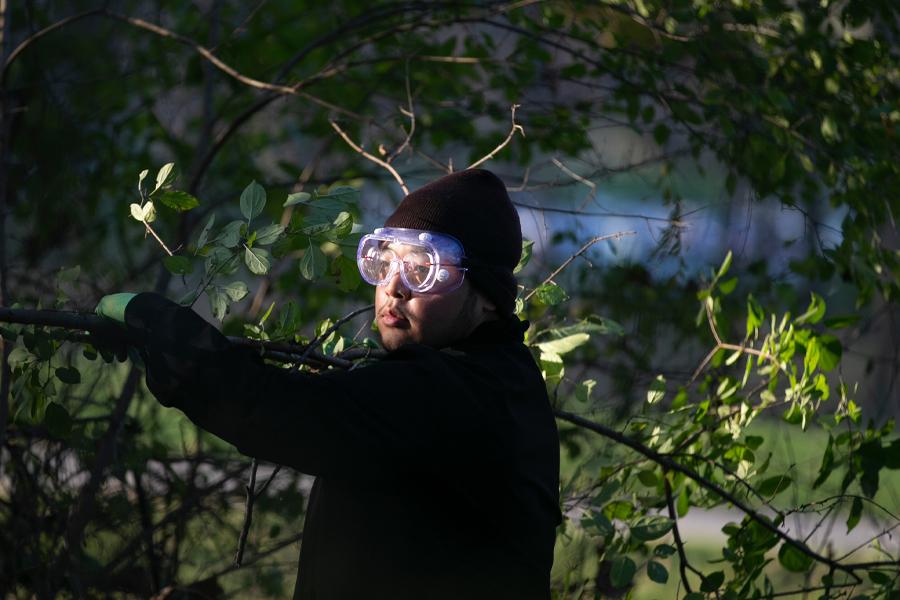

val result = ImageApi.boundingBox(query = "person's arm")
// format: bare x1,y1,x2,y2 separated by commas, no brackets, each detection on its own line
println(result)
124,293,491,477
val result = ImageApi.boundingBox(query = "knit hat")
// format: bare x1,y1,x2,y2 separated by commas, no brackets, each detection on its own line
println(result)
384,169,521,314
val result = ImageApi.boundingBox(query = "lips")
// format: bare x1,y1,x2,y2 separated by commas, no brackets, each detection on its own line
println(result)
380,307,410,328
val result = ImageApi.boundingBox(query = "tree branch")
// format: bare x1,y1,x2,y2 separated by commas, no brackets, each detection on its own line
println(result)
329,120,409,195
468,104,524,169
523,231,636,303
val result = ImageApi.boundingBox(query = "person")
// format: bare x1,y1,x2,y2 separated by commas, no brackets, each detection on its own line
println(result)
97,169,561,599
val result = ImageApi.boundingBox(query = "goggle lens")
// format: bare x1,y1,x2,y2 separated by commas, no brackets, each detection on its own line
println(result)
356,228,467,293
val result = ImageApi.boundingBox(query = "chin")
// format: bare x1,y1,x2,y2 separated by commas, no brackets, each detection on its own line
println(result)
379,329,412,351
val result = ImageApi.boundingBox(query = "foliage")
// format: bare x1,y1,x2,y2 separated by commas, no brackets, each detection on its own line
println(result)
0,0,898,598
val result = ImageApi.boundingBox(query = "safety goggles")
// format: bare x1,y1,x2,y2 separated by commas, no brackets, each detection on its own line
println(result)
357,227,467,293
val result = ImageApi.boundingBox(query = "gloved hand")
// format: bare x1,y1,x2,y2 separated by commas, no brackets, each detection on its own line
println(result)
94,292,138,362
95,292,138,325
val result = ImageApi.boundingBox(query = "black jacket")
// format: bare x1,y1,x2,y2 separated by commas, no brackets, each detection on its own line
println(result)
125,293,561,599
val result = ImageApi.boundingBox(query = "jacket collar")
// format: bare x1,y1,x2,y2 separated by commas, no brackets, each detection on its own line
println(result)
456,315,529,347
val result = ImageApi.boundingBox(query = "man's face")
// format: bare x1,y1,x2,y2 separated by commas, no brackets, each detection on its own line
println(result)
374,253,488,351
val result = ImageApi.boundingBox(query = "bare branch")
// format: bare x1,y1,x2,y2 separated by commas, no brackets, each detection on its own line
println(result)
330,120,409,195
468,104,524,170
386,61,415,164
551,158,597,207
233,458,259,567
523,231,636,303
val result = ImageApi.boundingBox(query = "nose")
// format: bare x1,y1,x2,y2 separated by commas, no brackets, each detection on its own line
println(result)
382,269,412,300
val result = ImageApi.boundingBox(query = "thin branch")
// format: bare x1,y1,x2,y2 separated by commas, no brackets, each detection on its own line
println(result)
296,304,375,366
468,104,524,169
142,222,175,257
385,60,415,164
551,157,597,206
523,231,636,303
2,8,103,85
233,458,259,567
329,120,409,195
663,472,700,593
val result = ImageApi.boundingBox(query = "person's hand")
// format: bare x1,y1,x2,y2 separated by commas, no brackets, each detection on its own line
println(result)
93,293,138,362
95,293,137,325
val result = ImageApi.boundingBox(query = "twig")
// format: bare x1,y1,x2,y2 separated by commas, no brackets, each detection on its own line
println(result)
385,60,415,164
233,458,259,567
688,301,778,385
523,231,636,303
468,104,524,169
663,472,700,593
296,304,375,366
142,222,175,257
551,158,597,208
329,120,409,195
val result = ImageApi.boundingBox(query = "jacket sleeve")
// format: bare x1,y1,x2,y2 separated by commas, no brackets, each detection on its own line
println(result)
125,293,495,478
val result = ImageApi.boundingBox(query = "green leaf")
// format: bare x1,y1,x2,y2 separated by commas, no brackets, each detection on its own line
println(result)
326,211,353,241
515,239,534,274
56,265,80,284
196,214,216,250
333,254,361,292
318,185,360,204
758,474,792,497
163,255,194,275
8,347,34,369
54,366,81,385
647,560,668,584
813,435,834,489
138,168,149,191
154,162,176,192
653,124,670,145
820,116,840,142
676,486,690,517
581,511,614,537
535,333,589,356
701,570,725,592
44,402,72,438
817,335,842,371
609,555,636,588
574,379,596,405
647,375,665,404
869,571,890,585
534,283,566,306
255,223,285,245
217,220,245,248
542,318,624,339
157,190,199,211
746,294,765,337
240,180,266,221
653,544,676,558
630,517,673,541
717,250,733,280
283,191,312,207
300,243,326,281
244,246,270,275
718,276,738,295
796,292,826,325
222,281,249,302
777,542,814,573
207,287,227,321
637,469,658,486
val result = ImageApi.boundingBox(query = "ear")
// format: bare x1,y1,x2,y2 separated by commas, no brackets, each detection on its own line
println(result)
473,290,496,315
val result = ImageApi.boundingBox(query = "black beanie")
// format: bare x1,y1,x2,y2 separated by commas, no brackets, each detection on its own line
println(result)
384,169,521,314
